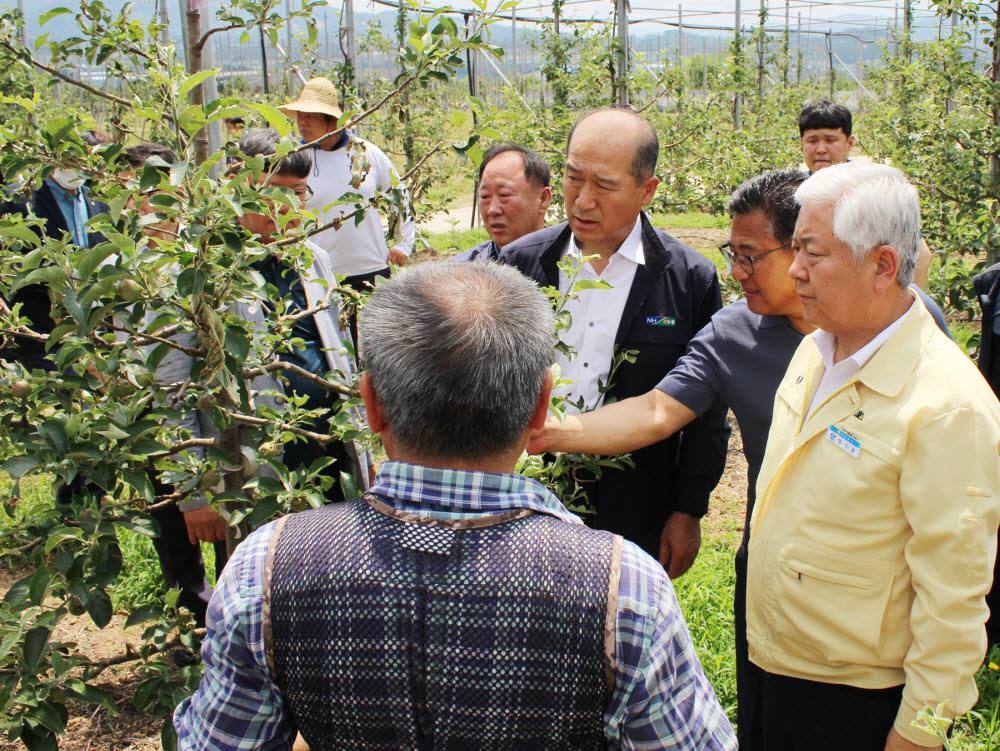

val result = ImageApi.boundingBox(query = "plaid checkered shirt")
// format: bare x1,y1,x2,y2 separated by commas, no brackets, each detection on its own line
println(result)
174,461,737,750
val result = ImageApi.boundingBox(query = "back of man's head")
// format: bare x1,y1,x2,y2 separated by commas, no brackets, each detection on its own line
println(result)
728,169,808,246
478,143,551,188
798,100,852,137
238,128,312,178
795,162,920,286
359,262,553,461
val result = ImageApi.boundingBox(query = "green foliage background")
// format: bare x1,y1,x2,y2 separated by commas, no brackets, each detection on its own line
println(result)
1,0,1000,747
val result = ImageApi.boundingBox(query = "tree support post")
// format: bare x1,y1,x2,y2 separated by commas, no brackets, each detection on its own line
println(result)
991,2,1000,265
827,32,834,99
185,2,223,171
734,0,742,131
757,0,765,100
615,0,628,106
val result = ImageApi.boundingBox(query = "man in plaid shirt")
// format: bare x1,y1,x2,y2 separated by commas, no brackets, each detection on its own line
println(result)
174,262,735,751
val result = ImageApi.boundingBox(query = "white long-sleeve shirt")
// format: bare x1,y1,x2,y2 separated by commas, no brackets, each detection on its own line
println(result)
304,138,415,277
555,219,643,413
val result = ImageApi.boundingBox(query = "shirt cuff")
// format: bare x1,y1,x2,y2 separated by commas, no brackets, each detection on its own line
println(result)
178,495,209,513
893,695,950,747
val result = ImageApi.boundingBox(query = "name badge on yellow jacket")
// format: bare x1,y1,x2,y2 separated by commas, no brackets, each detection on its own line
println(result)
826,424,861,458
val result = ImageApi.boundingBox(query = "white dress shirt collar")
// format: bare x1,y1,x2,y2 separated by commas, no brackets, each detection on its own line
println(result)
565,217,645,267
808,295,915,418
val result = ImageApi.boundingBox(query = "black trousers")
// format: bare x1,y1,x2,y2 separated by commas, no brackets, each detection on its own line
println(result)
149,503,227,627
760,671,903,751
734,541,764,751
986,532,1000,647
149,477,228,628
342,267,391,355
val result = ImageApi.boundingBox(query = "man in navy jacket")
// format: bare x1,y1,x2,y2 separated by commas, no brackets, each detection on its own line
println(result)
500,109,729,574
0,173,108,371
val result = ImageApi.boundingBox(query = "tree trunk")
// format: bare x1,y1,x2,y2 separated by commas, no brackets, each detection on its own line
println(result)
991,2,1000,265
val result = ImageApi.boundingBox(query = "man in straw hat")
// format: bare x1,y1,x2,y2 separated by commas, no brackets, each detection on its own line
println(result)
279,77,414,337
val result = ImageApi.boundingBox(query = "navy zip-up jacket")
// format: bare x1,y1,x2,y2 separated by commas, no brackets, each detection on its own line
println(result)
500,213,730,557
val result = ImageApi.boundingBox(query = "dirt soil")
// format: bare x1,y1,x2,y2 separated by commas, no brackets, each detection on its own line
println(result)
0,222,748,749
0,562,164,751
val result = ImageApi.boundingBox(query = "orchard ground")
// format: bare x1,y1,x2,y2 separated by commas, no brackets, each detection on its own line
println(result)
0,213,996,750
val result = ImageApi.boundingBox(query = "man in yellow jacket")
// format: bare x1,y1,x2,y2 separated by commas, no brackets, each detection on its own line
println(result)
747,161,1000,751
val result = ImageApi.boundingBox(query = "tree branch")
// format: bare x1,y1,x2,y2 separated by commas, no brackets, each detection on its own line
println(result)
267,208,362,249
84,629,206,679
111,324,205,357
223,409,341,445
400,142,448,182
245,360,354,398
194,24,242,55
166,437,218,454
0,40,132,109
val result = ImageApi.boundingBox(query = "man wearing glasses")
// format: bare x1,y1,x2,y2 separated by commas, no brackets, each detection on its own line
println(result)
528,169,947,751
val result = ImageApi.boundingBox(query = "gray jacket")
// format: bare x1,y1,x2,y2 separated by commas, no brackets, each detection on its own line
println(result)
137,242,368,511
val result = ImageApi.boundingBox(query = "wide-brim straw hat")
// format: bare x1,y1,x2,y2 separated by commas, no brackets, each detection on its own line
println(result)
278,77,344,119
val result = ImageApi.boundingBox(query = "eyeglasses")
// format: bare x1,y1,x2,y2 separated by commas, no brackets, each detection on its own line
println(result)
718,242,791,276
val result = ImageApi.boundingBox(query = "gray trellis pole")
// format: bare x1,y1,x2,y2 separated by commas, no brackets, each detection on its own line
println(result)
178,0,190,67
17,0,26,45
827,32,834,99
904,0,912,62
259,27,270,94
615,0,628,105
512,9,517,84
991,1,1000,265
894,5,899,57
784,0,789,84
159,0,169,46
703,37,707,89
677,5,683,69
946,11,956,115
757,0,765,99
345,0,356,88
974,21,979,69
734,0,742,130
797,13,802,84
286,0,295,93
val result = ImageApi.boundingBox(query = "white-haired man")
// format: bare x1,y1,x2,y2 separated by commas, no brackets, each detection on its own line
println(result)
747,162,1000,750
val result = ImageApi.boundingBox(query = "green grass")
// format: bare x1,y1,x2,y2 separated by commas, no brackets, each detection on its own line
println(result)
419,210,724,261
648,210,728,229
950,649,1000,750
671,528,1000,749
673,532,739,722
420,227,490,257
0,468,206,614
950,320,982,358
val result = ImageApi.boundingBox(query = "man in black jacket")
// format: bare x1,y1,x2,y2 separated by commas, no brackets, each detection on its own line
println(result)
0,169,109,371
500,108,729,576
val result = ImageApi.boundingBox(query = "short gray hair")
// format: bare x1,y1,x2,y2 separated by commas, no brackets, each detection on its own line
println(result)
358,262,554,461
794,162,921,287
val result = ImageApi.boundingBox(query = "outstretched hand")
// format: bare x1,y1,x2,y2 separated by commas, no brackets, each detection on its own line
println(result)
526,416,562,455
